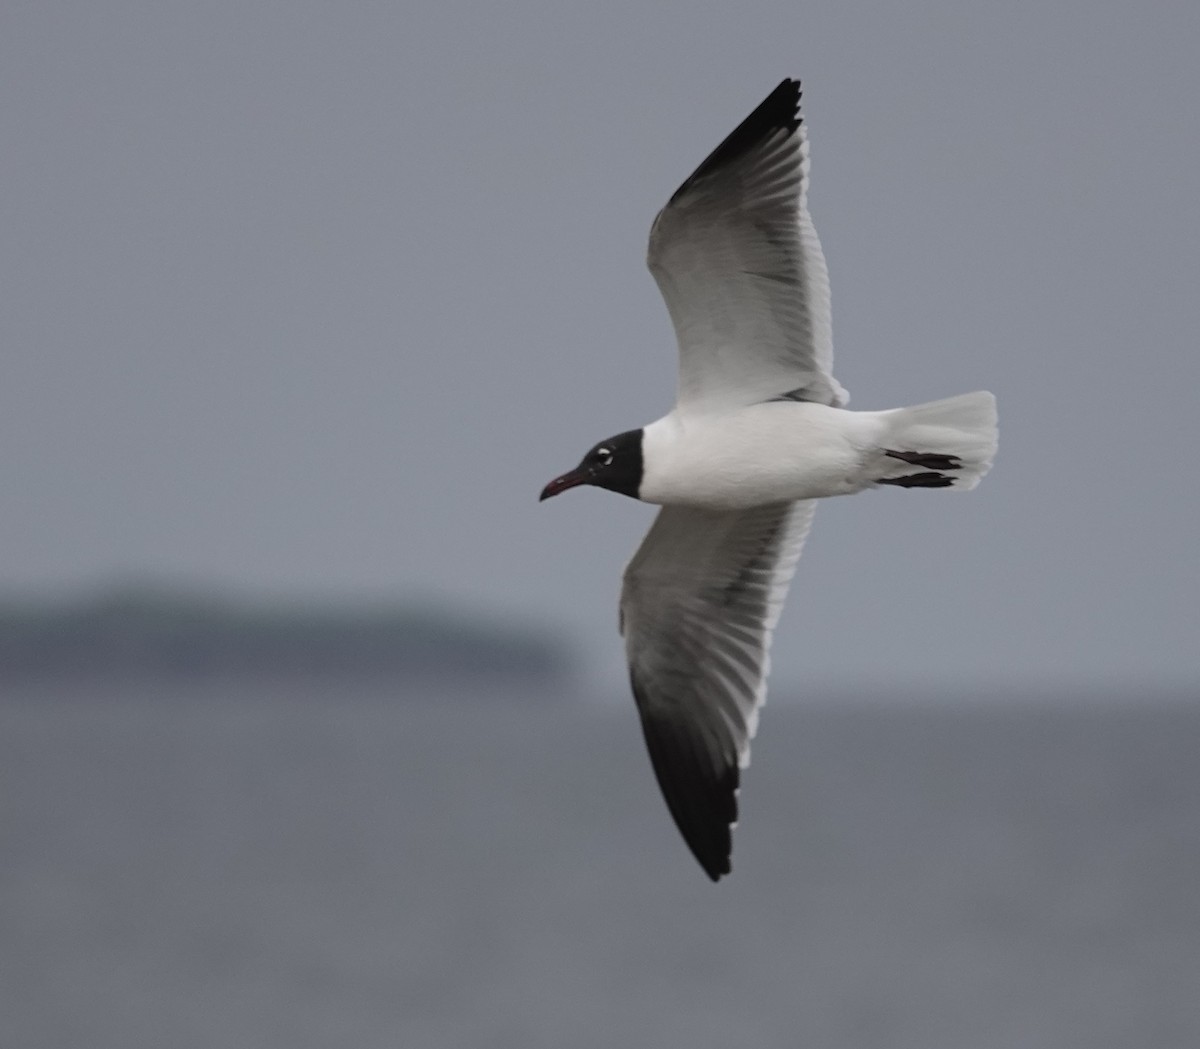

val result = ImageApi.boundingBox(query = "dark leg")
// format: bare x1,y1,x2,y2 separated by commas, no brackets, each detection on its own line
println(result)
878,471,956,488
885,449,962,470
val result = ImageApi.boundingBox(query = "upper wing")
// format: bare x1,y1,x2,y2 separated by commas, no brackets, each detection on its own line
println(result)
619,500,816,880
647,79,847,414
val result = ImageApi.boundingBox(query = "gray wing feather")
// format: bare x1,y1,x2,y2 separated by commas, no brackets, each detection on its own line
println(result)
647,79,847,413
619,500,816,879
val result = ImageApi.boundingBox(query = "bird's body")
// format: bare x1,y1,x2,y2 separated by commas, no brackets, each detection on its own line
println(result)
540,79,998,881
640,401,876,509
641,390,997,510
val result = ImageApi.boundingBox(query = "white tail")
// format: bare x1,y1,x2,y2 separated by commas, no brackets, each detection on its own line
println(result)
878,391,998,491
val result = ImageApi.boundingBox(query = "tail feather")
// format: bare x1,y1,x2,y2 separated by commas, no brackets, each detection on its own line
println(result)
878,392,997,492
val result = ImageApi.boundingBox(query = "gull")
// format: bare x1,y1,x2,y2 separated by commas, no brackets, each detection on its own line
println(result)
540,79,997,881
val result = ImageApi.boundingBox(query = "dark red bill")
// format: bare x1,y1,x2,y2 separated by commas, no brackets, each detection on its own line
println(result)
539,469,588,501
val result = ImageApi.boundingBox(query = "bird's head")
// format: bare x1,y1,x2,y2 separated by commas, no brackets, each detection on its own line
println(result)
540,428,644,501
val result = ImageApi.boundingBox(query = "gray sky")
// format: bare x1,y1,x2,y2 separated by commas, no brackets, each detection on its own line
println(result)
3,0,1198,694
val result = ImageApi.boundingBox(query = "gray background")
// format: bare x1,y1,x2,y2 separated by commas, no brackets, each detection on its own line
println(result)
4,7,1199,1045
4,0,1198,695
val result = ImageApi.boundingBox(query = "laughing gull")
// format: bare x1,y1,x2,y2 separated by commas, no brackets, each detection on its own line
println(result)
540,79,997,881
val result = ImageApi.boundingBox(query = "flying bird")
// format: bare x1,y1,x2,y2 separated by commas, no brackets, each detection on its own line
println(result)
540,79,997,880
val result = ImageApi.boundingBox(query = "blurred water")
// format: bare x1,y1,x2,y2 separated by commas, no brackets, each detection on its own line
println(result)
2,681,1198,1049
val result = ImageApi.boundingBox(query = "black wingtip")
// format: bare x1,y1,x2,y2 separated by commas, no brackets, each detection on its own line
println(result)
634,691,740,882
669,78,803,203
703,854,732,882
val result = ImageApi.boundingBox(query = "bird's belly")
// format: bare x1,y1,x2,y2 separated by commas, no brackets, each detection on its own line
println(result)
650,456,860,509
640,406,876,510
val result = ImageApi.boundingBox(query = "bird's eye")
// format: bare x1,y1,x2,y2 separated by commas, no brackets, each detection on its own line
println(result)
593,447,613,467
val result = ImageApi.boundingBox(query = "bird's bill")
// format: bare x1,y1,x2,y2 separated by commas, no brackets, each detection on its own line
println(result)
539,469,588,501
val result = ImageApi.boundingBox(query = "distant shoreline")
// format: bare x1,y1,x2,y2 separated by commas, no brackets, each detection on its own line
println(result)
0,586,572,685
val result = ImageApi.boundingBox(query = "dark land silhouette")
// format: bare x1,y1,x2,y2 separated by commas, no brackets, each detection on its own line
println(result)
0,586,570,683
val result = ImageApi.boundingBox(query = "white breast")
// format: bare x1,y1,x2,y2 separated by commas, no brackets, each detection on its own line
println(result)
639,402,886,510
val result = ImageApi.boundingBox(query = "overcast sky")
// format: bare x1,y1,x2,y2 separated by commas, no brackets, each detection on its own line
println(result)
3,0,1198,695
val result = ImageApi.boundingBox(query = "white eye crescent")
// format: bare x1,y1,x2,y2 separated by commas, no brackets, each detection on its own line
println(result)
596,448,613,466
